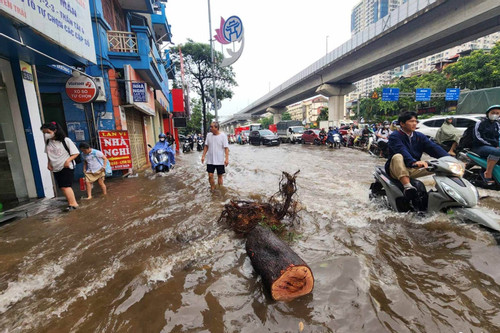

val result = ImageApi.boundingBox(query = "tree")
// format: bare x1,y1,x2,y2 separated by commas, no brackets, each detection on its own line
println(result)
259,115,273,129
170,40,237,136
281,112,292,121
317,107,328,121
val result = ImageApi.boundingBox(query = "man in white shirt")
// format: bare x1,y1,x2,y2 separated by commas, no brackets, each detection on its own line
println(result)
201,121,229,190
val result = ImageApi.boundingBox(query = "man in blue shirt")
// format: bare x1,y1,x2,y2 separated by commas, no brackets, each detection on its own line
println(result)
385,111,448,199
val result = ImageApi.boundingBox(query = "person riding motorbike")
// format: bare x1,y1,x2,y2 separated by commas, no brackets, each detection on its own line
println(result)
471,105,500,186
149,133,176,170
319,128,327,144
327,126,341,148
435,116,460,156
375,121,392,157
385,111,448,201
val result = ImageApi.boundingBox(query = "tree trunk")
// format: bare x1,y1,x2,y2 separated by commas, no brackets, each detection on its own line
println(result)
245,226,314,301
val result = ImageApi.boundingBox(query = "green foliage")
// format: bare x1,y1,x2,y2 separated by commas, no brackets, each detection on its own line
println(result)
170,40,237,136
444,42,500,89
317,107,328,121
259,115,273,129
281,112,292,121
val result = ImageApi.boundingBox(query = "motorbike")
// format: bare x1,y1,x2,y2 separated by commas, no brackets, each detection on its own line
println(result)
369,156,500,232
459,149,500,190
148,144,174,173
182,139,192,153
332,133,342,149
369,139,389,158
196,138,204,151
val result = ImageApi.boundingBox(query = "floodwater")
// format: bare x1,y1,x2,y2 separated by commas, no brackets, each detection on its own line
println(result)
1,143,500,333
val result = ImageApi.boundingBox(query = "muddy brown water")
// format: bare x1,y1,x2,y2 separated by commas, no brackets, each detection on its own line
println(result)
1,144,500,332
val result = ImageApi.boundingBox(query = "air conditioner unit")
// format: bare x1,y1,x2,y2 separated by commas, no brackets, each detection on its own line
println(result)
93,77,107,102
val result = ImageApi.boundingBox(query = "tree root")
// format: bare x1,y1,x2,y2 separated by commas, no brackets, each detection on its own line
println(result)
218,170,300,234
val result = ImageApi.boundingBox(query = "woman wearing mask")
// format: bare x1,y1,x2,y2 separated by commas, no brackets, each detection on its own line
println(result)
472,105,500,186
41,122,80,210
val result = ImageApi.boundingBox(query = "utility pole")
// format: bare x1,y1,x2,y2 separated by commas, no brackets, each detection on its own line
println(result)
208,0,218,121
326,35,329,56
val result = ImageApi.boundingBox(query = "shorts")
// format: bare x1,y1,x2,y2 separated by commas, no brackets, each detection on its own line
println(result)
207,164,225,175
85,170,105,183
53,167,74,188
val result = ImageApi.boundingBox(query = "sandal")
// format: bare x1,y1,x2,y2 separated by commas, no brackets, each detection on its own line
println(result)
64,206,78,212
482,173,495,186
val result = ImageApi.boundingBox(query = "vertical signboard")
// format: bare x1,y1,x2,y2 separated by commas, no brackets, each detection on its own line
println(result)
0,0,96,63
98,131,133,170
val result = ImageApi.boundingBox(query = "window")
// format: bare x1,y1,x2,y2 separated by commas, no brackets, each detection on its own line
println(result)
423,119,445,127
455,118,476,128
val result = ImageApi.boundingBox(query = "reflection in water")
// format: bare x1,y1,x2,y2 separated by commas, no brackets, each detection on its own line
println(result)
1,144,500,332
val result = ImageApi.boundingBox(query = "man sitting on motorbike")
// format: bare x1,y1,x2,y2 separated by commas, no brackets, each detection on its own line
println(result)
319,128,327,143
435,116,460,156
471,105,500,186
327,126,340,147
150,133,176,167
385,111,448,200
375,121,392,157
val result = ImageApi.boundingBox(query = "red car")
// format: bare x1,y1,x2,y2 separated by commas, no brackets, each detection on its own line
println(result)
339,125,351,136
301,129,322,144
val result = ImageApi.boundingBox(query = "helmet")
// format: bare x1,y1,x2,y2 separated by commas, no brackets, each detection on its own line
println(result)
329,126,333,130
486,105,500,115
445,116,453,120
159,133,167,139
383,121,389,125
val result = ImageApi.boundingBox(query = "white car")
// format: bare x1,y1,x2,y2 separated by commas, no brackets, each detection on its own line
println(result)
417,114,485,138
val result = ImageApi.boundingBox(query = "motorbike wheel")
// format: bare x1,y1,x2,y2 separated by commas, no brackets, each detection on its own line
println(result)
314,139,320,145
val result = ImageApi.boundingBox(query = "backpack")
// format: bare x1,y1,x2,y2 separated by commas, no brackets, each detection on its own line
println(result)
92,150,113,177
46,138,82,164
457,123,475,150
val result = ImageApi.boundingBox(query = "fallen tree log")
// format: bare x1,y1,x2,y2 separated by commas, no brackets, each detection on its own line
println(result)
246,225,314,301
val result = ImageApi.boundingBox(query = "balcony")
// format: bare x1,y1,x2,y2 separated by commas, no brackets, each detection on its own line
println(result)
151,2,172,43
106,26,168,96
117,0,154,14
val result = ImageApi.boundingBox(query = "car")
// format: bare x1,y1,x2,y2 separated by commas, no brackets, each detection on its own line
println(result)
417,114,485,138
249,129,280,146
178,134,186,142
301,129,322,144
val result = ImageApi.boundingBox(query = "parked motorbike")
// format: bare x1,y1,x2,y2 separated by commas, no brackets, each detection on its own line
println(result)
459,149,500,190
182,139,192,153
369,156,500,232
196,138,204,151
369,140,389,158
148,144,174,172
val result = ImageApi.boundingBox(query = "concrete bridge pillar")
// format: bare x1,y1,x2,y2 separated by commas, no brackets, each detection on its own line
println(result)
267,107,287,124
316,84,356,125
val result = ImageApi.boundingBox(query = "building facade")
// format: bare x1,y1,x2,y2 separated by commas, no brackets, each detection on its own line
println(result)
286,96,328,124
0,0,174,211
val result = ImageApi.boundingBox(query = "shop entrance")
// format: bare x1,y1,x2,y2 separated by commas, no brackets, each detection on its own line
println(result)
0,66,29,211
40,93,67,133
124,108,147,169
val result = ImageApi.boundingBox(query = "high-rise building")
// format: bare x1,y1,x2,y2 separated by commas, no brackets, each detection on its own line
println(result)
351,0,406,35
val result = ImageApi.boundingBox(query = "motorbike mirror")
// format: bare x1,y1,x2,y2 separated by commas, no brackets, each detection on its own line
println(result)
147,144,152,148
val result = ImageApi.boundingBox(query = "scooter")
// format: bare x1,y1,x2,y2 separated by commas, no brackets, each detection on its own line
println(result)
332,133,342,149
369,156,500,232
148,144,174,172
459,149,500,190
196,138,204,151
182,139,192,153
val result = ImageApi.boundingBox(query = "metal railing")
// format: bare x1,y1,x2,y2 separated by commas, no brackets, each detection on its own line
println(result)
107,31,138,53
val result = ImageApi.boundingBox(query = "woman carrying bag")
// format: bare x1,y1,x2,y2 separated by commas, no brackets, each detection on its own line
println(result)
41,122,80,211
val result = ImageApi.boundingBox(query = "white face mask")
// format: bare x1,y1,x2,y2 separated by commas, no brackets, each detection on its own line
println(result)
489,114,499,121
44,133,54,140
160,138,165,142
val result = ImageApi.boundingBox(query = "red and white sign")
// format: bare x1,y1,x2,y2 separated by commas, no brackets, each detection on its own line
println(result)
98,131,133,170
65,76,98,103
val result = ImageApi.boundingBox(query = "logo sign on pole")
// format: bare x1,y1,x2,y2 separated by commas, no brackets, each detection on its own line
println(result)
98,131,133,170
445,88,461,101
415,88,432,102
382,88,400,101
371,91,379,99
132,83,147,102
214,15,244,67
65,75,98,103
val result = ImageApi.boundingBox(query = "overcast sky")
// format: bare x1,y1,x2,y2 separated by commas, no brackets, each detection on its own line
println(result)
165,0,360,120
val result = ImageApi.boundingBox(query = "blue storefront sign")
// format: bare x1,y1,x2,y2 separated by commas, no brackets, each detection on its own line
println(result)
382,88,400,101
415,88,432,101
445,88,460,101
132,83,147,102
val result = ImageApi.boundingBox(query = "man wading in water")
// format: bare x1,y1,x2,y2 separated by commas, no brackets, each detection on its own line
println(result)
201,121,229,191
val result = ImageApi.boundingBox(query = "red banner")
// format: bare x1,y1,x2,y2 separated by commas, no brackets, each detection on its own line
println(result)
98,131,132,170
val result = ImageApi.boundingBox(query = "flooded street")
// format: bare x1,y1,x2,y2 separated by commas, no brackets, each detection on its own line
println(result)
1,144,500,332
